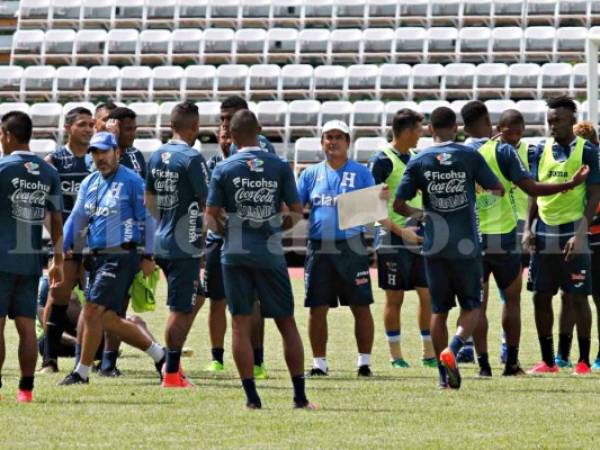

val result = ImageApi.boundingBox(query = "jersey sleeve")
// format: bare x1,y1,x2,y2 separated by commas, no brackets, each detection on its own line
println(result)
131,176,155,254
368,154,393,184
46,167,63,213
259,135,277,155
63,176,89,251
395,160,419,200
472,151,501,190
187,154,209,202
280,162,301,206
497,143,531,183
361,166,376,188
528,143,544,181
296,168,312,206
582,141,600,185
145,155,156,193
206,164,225,207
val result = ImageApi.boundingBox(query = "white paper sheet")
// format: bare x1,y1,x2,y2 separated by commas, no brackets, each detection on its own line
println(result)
337,183,388,230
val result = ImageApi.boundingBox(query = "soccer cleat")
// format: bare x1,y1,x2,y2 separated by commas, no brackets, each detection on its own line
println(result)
253,364,269,380
294,399,319,410
246,401,262,410
439,348,461,389
161,371,194,388
478,367,493,378
205,360,225,372
17,390,32,403
573,361,592,375
456,345,475,364
305,367,328,377
422,357,438,368
528,362,559,374
59,372,89,385
38,360,59,374
391,358,410,369
555,355,573,368
500,342,508,364
99,367,122,377
357,365,373,377
592,358,600,371
155,355,166,381
502,364,526,377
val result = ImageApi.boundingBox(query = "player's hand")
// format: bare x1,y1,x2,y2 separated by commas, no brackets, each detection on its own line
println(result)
563,235,585,262
106,118,120,139
401,226,424,245
48,261,63,288
379,185,390,201
567,165,589,189
140,258,156,278
522,229,536,253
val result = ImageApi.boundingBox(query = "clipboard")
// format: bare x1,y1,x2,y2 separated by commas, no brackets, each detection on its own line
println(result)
337,183,388,230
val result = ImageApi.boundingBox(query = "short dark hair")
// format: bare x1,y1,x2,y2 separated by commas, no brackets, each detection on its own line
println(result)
461,101,489,128
95,101,117,114
392,109,423,136
430,107,457,131
547,96,577,113
65,106,92,125
498,109,525,128
1,111,32,144
221,95,248,112
230,109,259,140
171,101,199,131
108,106,136,121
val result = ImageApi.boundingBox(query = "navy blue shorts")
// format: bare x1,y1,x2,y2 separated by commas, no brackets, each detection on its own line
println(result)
156,257,202,313
86,251,139,313
424,257,483,314
304,237,374,308
0,272,39,319
377,246,427,291
203,238,226,301
482,252,522,290
222,261,294,318
592,242,600,298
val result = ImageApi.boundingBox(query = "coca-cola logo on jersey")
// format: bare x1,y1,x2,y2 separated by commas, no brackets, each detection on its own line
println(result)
426,178,466,194
423,170,469,212
10,177,50,222
234,187,276,204
233,177,278,221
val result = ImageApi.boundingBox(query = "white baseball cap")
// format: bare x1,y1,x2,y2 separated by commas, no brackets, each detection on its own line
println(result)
322,120,350,135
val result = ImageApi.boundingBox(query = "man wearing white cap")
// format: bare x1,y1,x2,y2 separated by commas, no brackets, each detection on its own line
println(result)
298,120,377,377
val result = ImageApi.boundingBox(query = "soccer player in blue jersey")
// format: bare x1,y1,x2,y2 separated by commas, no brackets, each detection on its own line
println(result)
59,131,165,386
0,111,64,402
394,107,504,389
461,101,587,377
41,106,95,373
106,107,147,180
368,109,437,369
145,101,210,388
524,97,600,375
205,109,315,409
299,121,378,378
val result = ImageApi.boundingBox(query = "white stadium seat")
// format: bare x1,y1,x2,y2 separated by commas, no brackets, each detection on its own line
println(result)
107,29,139,64
280,64,314,99
508,63,541,98
183,65,216,100
485,99,517,124
540,63,573,96
139,29,171,64
22,65,56,101
475,63,509,98
43,29,76,64
385,101,419,127
11,30,45,64
378,64,411,99
151,66,184,100
329,29,362,64
216,64,249,96
294,137,323,168
119,66,152,100
394,27,426,62
444,63,476,99
86,65,120,99
353,137,387,162
196,100,221,131
257,100,288,139
411,63,445,98
31,139,59,156
320,100,352,125
0,66,23,98
248,64,281,99
426,27,458,62
297,29,330,64
54,66,89,101
129,102,160,132
419,100,451,124
74,29,107,65
351,100,384,136
524,26,556,61
458,27,491,61
0,102,30,119
30,102,62,130
555,27,587,61
314,65,347,99
171,29,202,63
362,28,395,63
202,28,235,64
491,27,522,62
346,64,379,99
266,28,298,64
287,99,320,138
516,100,547,126
234,28,267,63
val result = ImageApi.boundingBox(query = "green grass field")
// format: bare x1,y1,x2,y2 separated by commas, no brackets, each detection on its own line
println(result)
1,277,599,449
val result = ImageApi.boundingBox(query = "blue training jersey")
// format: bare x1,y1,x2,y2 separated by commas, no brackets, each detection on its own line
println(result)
120,146,147,180
207,148,300,268
396,142,500,259
146,141,209,259
0,151,62,276
229,134,276,156
64,165,154,253
47,146,93,222
298,159,375,241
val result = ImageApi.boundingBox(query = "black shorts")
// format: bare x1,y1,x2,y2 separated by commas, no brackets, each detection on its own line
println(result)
482,252,522,290
377,246,427,291
304,236,374,308
592,243,600,298
203,238,226,301
424,257,483,314
0,272,39,319
156,257,202,313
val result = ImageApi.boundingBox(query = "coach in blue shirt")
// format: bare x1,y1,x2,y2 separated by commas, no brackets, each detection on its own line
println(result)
60,132,165,386
298,120,380,378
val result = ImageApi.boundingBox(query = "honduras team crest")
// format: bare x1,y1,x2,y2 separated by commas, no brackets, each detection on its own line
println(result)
436,153,452,166
161,152,172,164
247,158,264,172
24,161,40,175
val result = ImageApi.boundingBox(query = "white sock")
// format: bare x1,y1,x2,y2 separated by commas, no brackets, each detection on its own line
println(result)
358,353,371,367
145,342,165,363
75,362,90,380
313,357,328,372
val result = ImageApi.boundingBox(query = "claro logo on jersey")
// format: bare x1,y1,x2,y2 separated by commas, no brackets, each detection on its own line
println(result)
61,180,81,194
10,177,50,223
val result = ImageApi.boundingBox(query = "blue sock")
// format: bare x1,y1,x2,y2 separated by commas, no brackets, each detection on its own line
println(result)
74,343,82,366
253,348,264,367
437,363,448,385
242,378,261,407
166,349,181,374
449,335,465,356
100,351,118,372
420,330,431,337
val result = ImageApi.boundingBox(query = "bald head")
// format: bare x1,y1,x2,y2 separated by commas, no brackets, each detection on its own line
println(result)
230,110,260,149
497,109,525,147
498,109,524,129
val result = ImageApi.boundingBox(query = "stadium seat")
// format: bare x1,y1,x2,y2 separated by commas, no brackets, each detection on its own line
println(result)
118,66,152,100
320,100,352,125
524,26,556,62
0,102,30,120
216,64,249,98
43,29,76,64
398,0,428,26
145,0,177,26
196,101,221,134
86,65,120,100
241,0,271,28
61,101,95,117
22,65,56,101
335,0,368,28
133,138,162,160
54,66,88,101
18,0,50,24
458,27,491,62
475,63,509,99
555,27,587,61
411,63,445,98
462,0,492,25
526,0,558,26
287,99,320,139
384,101,419,129
234,28,267,64
426,27,458,62
139,29,171,64
177,0,209,28
31,139,59,156
572,63,600,97
50,0,82,27
485,99,517,124
419,100,451,125
378,64,411,99
114,0,144,28
394,27,426,63
247,64,281,100
74,29,107,65
82,0,113,29
450,100,469,125
183,65,216,100
280,64,314,100
11,29,45,64
271,0,302,28
129,102,160,135
430,0,461,25
30,102,62,135
417,137,434,149
314,65,347,100
493,0,524,25
0,66,23,99
443,63,476,99
303,0,334,27
151,66,184,100
540,63,573,98
202,28,235,64
366,0,399,28
329,29,362,64
294,137,323,171
158,101,177,130
346,64,379,99
353,137,387,162
351,100,384,137
171,29,202,64
508,63,541,98
107,29,139,65
516,100,547,127
257,100,288,139
362,28,395,63
491,27,523,62
266,28,298,64
209,0,241,28
297,29,329,64
558,0,589,26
